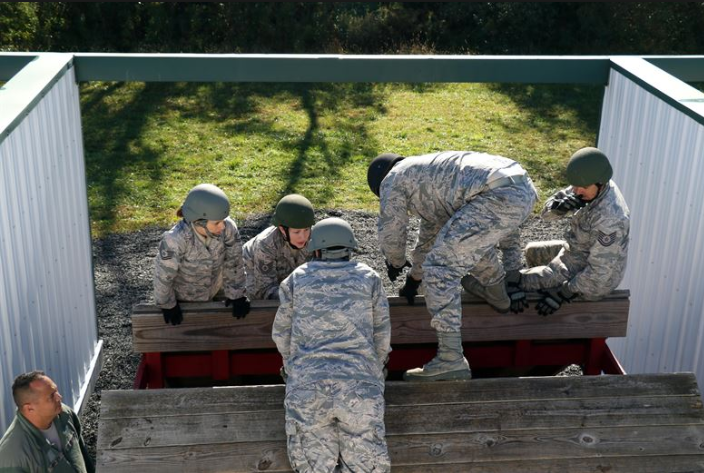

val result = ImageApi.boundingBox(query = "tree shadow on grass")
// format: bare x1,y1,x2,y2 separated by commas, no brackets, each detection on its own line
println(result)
81,82,171,236
487,83,604,191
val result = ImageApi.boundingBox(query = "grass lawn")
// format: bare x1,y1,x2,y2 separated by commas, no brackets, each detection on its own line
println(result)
80,82,603,237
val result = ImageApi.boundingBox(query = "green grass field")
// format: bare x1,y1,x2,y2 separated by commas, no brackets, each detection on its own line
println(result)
80,82,603,237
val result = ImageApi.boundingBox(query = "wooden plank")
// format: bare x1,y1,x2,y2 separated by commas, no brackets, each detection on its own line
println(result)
96,374,704,473
97,394,704,449
99,373,702,418
132,290,630,353
391,456,704,473
97,426,704,473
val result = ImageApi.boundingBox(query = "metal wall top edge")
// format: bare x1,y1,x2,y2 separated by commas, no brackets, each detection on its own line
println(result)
610,57,704,127
0,53,74,144
70,54,611,84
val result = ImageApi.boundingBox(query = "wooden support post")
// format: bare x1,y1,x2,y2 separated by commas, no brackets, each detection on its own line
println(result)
212,350,230,381
585,338,606,375
145,352,164,389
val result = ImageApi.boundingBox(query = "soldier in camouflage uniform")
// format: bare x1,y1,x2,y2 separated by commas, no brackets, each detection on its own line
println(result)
153,183,249,325
367,151,537,381
243,194,315,300
272,217,391,473
516,147,630,316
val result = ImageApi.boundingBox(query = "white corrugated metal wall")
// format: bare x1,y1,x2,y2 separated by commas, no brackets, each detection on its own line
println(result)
599,58,704,381
0,58,101,434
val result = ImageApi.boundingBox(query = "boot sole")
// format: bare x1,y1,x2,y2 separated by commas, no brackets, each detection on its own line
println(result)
403,370,472,382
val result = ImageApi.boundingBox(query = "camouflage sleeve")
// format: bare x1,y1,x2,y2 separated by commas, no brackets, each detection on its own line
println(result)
247,234,283,300
498,229,523,272
409,219,444,281
372,274,391,367
272,275,294,366
378,183,410,268
568,218,629,298
540,187,574,222
222,218,247,300
153,232,181,309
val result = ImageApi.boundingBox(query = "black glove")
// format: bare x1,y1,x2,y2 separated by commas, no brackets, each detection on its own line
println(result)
505,271,528,314
226,296,251,319
535,282,577,316
551,193,587,213
386,260,411,282
279,366,288,384
398,275,422,305
162,303,183,326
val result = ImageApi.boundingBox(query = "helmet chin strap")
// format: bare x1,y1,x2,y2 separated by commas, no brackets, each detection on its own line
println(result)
194,219,222,240
281,226,302,250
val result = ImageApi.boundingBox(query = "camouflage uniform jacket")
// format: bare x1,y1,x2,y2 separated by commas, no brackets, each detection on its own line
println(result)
243,226,310,300
0,404,94,473
541,181,630,297
379,150,527,278
153,218,246,308
272,259,391,392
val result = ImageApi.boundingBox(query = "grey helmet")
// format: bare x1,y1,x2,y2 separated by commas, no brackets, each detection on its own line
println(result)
566,147,613,187
271,194,315,228
181,184,230,223
307,217,358,260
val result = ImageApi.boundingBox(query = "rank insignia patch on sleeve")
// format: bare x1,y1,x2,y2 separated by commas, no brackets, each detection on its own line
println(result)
159,240,175,260
597,231,617,247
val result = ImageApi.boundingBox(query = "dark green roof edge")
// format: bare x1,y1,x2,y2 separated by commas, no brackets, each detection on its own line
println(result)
0,54,74,143
69,54,611,84
609,57,704,128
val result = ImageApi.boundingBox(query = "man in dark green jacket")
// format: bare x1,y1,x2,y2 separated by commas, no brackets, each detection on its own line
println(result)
0,371,94,473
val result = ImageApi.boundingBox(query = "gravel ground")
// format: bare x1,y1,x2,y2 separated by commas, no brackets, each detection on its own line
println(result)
79,210,573,461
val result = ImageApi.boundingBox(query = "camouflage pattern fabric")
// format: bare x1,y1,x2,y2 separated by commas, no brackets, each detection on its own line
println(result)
422,179,537,332
284,381,390,473
520,181,630,299
377,151,537,332
272,259,391,472
153,218,246,308
378,151,534,281
272,259,391,390
524,240,568,267
243,226,310,300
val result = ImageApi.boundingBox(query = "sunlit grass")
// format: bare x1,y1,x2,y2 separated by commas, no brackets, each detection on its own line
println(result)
80,81,602,237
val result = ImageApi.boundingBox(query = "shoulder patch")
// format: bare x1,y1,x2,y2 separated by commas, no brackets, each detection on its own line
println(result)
597,230,617,247
159,240,175,260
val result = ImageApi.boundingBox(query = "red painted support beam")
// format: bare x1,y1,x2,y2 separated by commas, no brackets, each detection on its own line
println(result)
145,352,164,389
584,338,607,375
137,339,622,388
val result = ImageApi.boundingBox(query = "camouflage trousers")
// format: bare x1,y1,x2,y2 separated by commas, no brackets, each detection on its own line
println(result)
520,240,572,291
422,179,536,333
284,380,390,473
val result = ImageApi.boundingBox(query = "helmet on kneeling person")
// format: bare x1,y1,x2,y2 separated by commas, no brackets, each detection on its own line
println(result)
307,217,358,260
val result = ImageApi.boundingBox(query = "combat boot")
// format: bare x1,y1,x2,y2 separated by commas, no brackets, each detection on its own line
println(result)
460,274,511,314
403,332,472,381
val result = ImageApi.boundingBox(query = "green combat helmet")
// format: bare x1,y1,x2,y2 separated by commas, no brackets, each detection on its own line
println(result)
307,217,358,260
367,153,405,197
271,194,315,229
566,147,613,187
181,184,230,223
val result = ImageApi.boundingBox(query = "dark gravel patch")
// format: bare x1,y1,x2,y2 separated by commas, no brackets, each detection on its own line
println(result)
79,210,570,461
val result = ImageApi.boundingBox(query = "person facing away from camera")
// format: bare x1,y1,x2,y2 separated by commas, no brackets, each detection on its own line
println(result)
272,217,392,473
